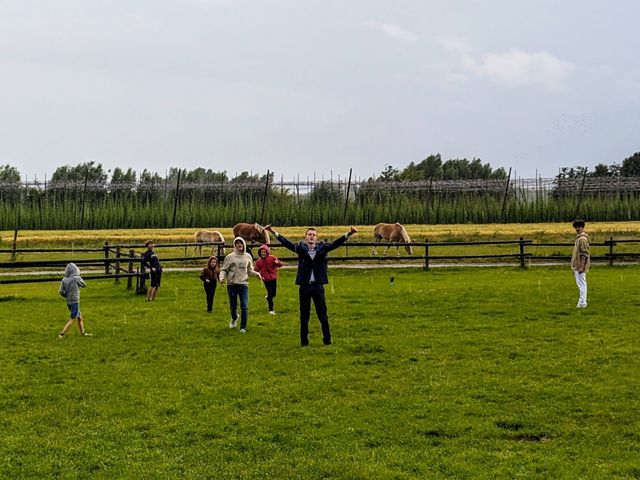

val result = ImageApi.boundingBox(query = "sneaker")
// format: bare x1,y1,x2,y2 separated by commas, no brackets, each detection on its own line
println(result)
82,332,93,336
576,304,587,309
58,332,65,338
269,311,276,315
239,328,247,334
229,319,237,329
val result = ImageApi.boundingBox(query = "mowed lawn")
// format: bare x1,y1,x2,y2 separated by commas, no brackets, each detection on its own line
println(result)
1,266,639,479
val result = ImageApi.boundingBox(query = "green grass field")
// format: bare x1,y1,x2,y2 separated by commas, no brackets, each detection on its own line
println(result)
1,267,639,479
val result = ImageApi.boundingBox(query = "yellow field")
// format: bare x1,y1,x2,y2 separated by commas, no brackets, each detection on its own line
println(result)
3,221,640,246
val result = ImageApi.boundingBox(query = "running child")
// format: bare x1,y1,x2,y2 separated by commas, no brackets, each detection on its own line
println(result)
58,263,91,338
254,244,283,315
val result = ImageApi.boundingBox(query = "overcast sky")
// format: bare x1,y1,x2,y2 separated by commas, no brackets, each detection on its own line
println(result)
1,0,638,182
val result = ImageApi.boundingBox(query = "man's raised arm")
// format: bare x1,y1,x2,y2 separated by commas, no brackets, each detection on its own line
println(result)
265,225,297,253
325,226,359,253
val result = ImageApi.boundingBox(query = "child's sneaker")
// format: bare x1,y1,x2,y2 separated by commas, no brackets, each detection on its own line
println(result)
57,332,65,338
229,319,237,329
82,332,93,336
239,328,247,334
269,311,276,315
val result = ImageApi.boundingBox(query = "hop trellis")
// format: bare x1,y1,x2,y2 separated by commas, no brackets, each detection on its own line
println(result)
1,176,640,229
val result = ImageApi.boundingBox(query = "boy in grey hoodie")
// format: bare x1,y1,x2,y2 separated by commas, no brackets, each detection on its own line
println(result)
219,237,261,333
58,263,91,338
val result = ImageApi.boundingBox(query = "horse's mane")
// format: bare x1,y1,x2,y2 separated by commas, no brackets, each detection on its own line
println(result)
397,223,411,243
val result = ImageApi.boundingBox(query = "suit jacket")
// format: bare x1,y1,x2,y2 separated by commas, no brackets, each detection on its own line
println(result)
275,232,350,285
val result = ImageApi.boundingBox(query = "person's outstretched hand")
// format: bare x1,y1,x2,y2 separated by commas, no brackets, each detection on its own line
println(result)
265,225,274,232
349,226,358,235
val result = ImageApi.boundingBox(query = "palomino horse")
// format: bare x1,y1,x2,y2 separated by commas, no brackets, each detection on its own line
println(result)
371,222,413,255
194,230,225,256
232,223,270,245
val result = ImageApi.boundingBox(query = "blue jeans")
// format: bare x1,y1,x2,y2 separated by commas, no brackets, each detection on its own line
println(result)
227,284,249,329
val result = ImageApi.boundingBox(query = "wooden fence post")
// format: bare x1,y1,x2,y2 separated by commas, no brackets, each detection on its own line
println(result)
127,249,135,290
11,228,18,261
423,239,429,270
216,242,222,261
609,236,615,267
137,249,147,294
114,245,121,284
104,241,110,274
519,237,526,268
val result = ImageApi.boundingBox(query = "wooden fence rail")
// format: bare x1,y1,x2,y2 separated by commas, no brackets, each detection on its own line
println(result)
3,238,640,287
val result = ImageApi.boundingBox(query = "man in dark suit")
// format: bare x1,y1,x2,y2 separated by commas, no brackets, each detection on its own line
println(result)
265,225,358,346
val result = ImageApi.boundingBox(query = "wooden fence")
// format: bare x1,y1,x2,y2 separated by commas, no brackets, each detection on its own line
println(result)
2,238,640,287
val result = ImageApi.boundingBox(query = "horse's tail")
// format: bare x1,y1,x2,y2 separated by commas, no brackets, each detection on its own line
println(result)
398,223,413,255
214,231,225,255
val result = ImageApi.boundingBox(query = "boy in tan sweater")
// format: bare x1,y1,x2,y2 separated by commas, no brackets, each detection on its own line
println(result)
571,220,590,308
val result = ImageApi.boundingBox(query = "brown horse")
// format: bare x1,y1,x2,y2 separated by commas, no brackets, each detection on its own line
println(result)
232,223,270,245
371,222,413,255
194,230,225,256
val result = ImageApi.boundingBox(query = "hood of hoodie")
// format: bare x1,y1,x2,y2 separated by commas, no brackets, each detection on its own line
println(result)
64,263,80,277
258,244,270,256
232,237,247,255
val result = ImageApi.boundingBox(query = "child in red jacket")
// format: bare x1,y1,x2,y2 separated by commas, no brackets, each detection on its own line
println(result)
254,244,283,315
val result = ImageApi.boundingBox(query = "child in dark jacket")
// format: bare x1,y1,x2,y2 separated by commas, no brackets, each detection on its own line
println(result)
199,256,220,313
254,244,283,315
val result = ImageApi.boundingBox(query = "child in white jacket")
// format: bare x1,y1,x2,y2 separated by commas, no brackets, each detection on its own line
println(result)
219,237,261,333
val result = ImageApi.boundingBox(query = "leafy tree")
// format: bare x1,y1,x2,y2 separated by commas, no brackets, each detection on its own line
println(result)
378,164,400,182
183,168,228,183
230,171,261,183
421,155,444,180
259,171,274,184
139,169,163,185
397,161,421,181
555,166,588,180
393,155,505,181
51,161,107,184
0,164,20,183
490,167,507,180
442,159,469,180
590,163,620,177
621,152,640,177
110,167,136,183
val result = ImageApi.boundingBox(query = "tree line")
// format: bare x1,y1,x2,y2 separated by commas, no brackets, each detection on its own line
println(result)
2,151,639,186
0,156,507,186
556,152,640,179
